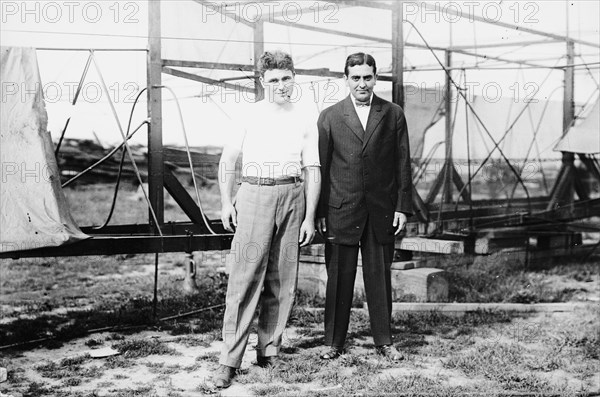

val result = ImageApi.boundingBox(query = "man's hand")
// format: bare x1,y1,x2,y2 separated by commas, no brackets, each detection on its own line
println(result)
221,202,237,232
316,217,327,235
393,212,407,235
299,218,316,247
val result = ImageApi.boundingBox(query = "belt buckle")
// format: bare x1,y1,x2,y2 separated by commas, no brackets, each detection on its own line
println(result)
264,178,275,186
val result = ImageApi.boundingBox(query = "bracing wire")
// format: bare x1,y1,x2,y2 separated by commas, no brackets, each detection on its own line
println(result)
401,20,534,214
89,51,163,237
159,86,218,235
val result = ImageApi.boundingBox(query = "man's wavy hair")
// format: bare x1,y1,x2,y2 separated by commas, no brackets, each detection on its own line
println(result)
344,52,377,76
257,51,295,77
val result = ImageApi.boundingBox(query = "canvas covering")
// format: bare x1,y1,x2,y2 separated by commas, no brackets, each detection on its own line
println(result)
0,46,88,253
554,100,600,154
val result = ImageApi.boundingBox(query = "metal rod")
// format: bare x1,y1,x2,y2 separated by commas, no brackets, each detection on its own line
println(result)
153,253,159,319
443,50,453,204
418,1,599,49
36,48,147,51
90,52,163,236
54,53,93,156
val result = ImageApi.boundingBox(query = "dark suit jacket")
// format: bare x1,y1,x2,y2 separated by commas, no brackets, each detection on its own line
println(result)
317,94,413,245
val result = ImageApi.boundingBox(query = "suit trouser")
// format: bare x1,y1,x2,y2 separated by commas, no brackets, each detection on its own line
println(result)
220,181,305,368
324,218,395,348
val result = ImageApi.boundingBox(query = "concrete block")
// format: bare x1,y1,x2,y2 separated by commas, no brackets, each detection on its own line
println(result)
297,262,328,297
391,267,448,302
297,256,442,302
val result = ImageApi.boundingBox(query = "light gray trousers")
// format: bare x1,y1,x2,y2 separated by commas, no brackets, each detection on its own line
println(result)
220,181,305,368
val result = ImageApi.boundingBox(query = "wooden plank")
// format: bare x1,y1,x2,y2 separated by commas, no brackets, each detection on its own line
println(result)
162,67,255,93
163,170,211,232
253,21,264,100
163,147,220,165
384,302,594,313
163,147,220,179
0,234,233,258
148,0,164,227
163,59,254,71
390,261,418,270
391,1,404,108
79,220,229,237
396,237,464,254
536,233,582,250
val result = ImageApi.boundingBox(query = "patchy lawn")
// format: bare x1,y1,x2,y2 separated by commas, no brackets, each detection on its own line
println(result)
1,252,599,396
1,184,599,396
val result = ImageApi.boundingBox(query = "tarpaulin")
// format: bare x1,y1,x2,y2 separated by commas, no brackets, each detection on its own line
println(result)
554,99,600,154
1,46,88,254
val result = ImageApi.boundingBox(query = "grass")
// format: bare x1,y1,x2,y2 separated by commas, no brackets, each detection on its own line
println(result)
112,338,180,358
196,351,220,364
62,182,221,226
0,262,228,348
437,257,599,303
145,362,183,374
1,183,598,396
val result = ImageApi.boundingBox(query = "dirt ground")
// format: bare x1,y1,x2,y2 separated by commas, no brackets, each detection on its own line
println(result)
1,185,599,396
1,250,599,397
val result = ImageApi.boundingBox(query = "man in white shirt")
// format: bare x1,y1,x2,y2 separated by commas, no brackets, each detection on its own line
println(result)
213,51,320,389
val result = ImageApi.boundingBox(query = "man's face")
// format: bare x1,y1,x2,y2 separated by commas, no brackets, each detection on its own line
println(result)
345,63,376,103
261,69,295,104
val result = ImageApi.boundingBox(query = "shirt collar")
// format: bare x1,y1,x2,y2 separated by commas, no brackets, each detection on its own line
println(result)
352,94,373,111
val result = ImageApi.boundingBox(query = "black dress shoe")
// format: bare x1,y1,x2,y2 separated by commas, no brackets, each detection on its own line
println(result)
376,344,404,361
320,347,343,360
256,356,279,368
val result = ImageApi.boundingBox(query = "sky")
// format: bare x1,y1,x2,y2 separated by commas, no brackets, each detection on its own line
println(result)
1,0,599,158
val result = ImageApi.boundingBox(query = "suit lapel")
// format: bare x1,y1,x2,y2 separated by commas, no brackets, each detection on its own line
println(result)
362,94,385,151
342,95,364,142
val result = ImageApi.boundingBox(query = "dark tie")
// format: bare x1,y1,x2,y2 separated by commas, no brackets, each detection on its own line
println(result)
355,99,370,107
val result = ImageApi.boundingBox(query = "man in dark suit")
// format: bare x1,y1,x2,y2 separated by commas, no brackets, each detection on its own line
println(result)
316,53,412,361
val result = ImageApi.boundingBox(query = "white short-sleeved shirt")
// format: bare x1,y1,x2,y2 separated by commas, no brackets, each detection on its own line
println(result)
227,101,320,178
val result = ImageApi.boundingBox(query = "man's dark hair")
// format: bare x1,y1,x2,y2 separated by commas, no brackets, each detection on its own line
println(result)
257,51,295,77
344,52,377,76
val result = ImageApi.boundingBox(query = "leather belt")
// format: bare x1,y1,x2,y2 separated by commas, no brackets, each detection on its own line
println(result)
241,176,302,186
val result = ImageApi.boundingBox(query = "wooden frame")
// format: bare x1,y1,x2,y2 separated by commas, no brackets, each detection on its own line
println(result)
2,0,599,260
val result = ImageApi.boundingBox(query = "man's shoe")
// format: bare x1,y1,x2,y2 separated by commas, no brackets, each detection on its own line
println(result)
320,346,343,360
376,344,404,361
256,356,279,368
212,364,236,388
